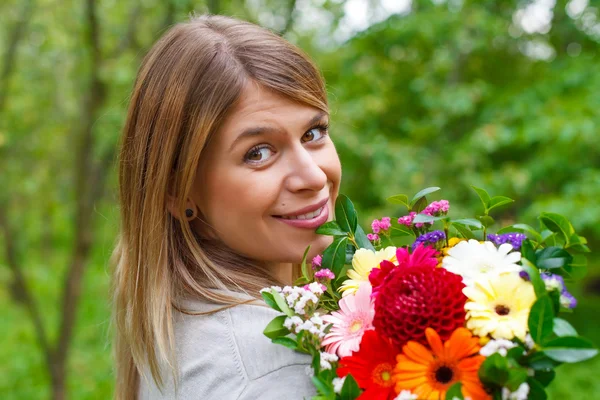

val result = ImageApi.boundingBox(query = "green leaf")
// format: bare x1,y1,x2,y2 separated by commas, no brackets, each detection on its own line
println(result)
272,336,297,350
354,224,375,251
316,221,347,236
527,377,548,400
565,234,591,253
387,194,409,208
452,223,476,239
271,289,293,317
322,236,349,277
506,346,526,361
261,291,279,311
497,223,542,242
520,239,537,264
335,194,358,233
263,315,290,339
410,186,441,207
540,230,557,246
534,369,556,387
535,247,572,271
525,351,562,370
478,353,509,386
452,218,484,229
487,195,514,212
528,295,555,345
311,376,333,397
340,374,361,399
543,336,599,363
412,196,428,213
390,225,414,237
300,245,312,283
412,213,447,224
506,367,529,391
553,318,578,337
564,254,588,280
477,215,495,228
539,212,575,245
445,382,464,400
471,185,491,211
520,259,546,298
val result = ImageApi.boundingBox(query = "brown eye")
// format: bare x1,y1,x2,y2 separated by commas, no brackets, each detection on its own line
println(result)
302,127,327,143
244,146,274,163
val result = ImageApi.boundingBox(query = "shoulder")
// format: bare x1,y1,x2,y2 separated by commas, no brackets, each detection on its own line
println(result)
225,301,312,379
139,293,316,400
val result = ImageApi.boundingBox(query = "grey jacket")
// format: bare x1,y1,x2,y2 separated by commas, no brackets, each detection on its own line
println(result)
138,294,317,400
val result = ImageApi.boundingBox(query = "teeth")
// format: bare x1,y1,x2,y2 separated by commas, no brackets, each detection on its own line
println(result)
282,206,323,220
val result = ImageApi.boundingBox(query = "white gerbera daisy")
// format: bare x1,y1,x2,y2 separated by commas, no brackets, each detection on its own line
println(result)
441,239,522,285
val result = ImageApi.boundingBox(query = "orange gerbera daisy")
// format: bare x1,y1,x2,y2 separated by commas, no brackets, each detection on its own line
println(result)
392,327,490,400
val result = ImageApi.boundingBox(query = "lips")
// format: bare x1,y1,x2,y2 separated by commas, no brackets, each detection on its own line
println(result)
273,198,330,229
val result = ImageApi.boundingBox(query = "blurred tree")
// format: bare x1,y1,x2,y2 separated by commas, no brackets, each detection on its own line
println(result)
1,0,599,398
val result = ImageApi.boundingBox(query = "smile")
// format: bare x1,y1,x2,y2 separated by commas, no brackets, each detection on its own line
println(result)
273,198,330,229
280,206,324,220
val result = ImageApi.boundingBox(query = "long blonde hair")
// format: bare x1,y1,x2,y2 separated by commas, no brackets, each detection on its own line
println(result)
112,14,329,399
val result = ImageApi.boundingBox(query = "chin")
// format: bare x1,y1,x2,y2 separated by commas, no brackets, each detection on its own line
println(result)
305,234,334,260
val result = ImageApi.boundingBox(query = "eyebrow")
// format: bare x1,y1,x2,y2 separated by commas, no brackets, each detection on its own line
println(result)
229,111,328,152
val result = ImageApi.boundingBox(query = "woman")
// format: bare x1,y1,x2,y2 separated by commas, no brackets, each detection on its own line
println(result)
112,14,342,399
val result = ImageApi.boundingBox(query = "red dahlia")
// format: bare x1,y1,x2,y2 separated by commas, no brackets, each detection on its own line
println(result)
372,248,466,348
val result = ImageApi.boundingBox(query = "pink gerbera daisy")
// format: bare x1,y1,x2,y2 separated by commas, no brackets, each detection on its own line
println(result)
322,283,375,357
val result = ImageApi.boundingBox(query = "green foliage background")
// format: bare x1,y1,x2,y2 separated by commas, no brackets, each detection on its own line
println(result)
1,0,599,398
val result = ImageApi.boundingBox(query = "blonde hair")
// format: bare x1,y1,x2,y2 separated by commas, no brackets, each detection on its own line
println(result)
112,14,328,399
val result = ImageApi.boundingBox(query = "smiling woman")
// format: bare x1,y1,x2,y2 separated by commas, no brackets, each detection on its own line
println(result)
112,14,341,400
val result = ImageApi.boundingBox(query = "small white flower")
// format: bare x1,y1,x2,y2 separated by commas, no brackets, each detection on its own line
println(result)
480,338,518,357
319,351,338,370
442,240,522,285
395,390,418,400
524,333,535,350
307,281,325,294
543,276,563,291
332,377,346,394
502,382,529,400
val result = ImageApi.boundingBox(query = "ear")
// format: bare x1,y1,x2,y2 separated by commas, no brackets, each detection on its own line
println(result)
167,195,197,222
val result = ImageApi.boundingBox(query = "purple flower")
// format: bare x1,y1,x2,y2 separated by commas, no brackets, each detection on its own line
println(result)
541,273,566,291
519,270,530,281
560,291,578,309
488,232,527,250
541,273,577,309
412,230,446,250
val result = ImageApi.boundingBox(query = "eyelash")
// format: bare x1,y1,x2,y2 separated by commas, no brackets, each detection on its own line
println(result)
243,122,330,165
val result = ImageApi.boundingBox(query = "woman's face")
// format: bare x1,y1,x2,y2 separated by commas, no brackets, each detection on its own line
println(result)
191,81,342,264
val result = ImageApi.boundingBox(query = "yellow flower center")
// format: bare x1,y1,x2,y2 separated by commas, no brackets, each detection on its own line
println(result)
350,320,363,333
372,363,394,387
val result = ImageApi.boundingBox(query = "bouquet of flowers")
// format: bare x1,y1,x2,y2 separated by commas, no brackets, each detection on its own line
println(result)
261,187,597,400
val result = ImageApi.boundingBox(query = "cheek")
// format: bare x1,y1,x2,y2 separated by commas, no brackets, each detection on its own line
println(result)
203,167,280,223
321,144,342,192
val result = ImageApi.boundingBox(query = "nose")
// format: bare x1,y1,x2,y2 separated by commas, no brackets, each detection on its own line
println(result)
284,144,328,193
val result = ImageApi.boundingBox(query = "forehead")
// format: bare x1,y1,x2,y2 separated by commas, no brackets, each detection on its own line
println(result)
217,81,325,140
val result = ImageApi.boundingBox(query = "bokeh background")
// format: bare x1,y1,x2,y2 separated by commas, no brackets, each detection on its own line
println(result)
1,0,599,398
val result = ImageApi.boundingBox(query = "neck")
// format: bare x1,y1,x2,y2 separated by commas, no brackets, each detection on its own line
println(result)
267,262,294,286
